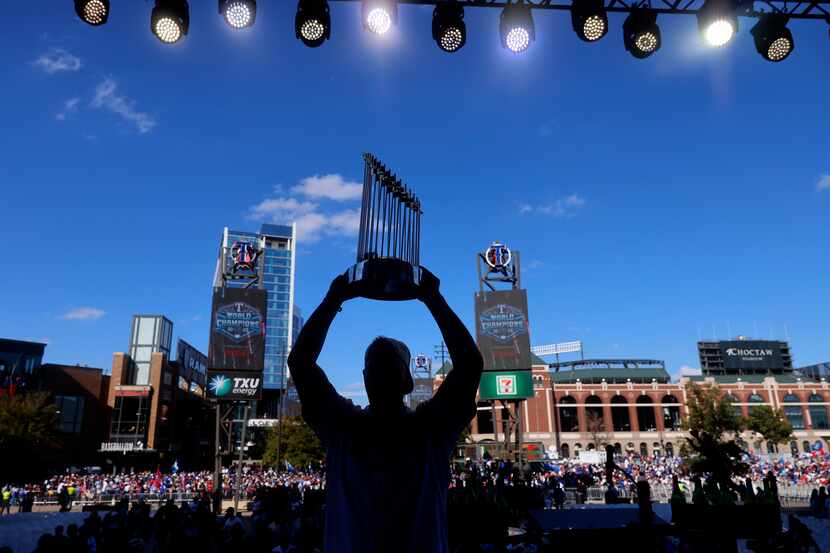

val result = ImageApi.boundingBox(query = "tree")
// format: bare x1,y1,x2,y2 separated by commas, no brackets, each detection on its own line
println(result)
0,392,59,481
682,383,747,501
263,416,325,469
746,405,793,453
586,411,607,449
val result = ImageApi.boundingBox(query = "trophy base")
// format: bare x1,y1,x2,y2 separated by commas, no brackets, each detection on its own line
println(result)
347,258,422,301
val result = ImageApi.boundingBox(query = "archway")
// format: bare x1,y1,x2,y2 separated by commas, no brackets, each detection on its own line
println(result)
665,442,674,457
558,395,579,432
639,442,648,457
747,393,764,415
611,395,631,431
662,394,681,430
636,395,656,431
560,443,570,459
724,393,742,418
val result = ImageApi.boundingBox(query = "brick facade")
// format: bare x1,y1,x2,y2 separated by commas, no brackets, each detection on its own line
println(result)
456,364,830,458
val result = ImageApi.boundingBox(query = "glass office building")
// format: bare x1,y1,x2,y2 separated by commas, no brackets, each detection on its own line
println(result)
214,223,298,391
128,315,173,385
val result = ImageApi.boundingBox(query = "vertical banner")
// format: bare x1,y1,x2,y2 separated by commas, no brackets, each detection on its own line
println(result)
474,289,532,372
208,287,267,373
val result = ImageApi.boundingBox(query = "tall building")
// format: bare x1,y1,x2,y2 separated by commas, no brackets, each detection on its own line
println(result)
213,224,298,394
128,315,174,385
697,337,793,376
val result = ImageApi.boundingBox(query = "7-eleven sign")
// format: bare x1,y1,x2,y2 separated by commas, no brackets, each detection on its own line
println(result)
497,375,516,396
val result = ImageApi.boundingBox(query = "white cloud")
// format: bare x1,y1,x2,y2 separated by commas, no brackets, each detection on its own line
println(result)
539,118,558,137
91,79,156,134
60,307,106,321
56,97,80,121
519,194,587,217
33,49,81,74
292,174,363,201
249,179,362,244
679,365,702,377
817,174,830,192
338,382,368,404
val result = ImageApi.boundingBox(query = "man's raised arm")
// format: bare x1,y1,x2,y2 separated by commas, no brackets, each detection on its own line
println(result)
287,274,356,434
419,270,484,432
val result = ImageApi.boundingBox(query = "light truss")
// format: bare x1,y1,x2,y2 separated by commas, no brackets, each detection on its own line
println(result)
332,0,830,21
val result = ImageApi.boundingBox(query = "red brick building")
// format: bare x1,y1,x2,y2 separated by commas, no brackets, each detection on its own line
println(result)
36,363,111,467
455,355,830,459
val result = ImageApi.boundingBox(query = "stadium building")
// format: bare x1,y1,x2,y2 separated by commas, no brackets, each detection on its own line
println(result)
460,337,830,459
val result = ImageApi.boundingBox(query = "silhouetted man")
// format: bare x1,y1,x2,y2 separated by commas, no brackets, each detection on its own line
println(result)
288,270,483,553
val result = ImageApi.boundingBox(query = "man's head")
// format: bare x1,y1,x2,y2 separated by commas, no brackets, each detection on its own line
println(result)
363,336,413,410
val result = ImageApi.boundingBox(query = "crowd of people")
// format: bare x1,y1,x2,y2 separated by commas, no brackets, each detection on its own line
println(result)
1,453,830,553
3,450,830,513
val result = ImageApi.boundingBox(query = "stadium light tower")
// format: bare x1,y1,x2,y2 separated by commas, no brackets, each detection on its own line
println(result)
432,2,467,52
75,0,109,26
220,0,257,29
296,0,331,47
697,0,739,46
362,0,397,35
751,14,794,61
152,0,190,44
500,4,535,53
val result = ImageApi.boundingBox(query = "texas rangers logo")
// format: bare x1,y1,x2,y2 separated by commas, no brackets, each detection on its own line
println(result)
231,241,260,273
484,242,512,270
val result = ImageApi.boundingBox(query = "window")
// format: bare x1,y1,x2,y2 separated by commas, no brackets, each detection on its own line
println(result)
783,393,805,429
560,444,570,458
640,442,648,457
55,395,85,434
809,393,828,430
665,442,674,457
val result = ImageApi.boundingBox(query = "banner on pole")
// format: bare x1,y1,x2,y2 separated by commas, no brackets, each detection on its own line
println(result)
474,289,532,372
208,287,267,372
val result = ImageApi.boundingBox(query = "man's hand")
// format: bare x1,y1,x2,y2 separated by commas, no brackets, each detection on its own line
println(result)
325,272,359,306
417,267,441,304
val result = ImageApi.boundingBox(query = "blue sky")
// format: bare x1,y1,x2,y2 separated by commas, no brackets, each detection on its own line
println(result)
1,2,828,403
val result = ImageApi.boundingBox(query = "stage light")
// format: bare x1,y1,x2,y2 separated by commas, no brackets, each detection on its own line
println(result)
571,0,608,42
296,0,331,47
432,3,466,52
152,0,189,44
751,14,793,61
623,9,661,58
362,0,397,35
500,4,535,53
220,0,256,29
75,0,109,26
697,0,738,47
